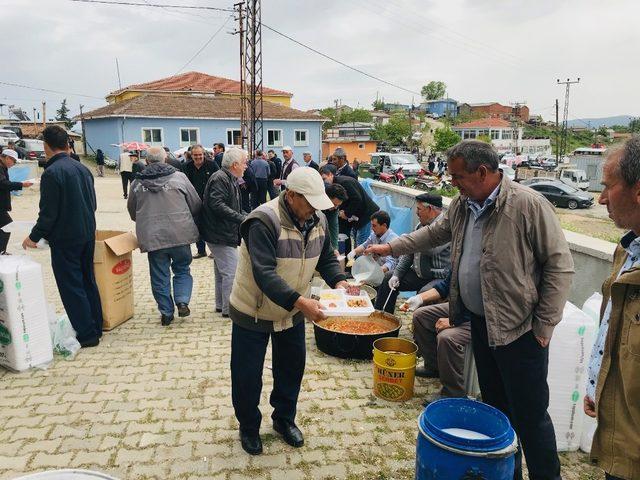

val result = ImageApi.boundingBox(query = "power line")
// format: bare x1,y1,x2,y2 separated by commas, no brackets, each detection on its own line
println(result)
175,15,233,75
261,23,421,96
0,81,103,100
69,0,234,12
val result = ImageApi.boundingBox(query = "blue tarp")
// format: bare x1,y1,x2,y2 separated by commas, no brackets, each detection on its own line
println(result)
8,165,34,196
359,178,415,236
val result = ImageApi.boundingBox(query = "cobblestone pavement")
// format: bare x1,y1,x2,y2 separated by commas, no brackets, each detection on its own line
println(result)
0,172,602,479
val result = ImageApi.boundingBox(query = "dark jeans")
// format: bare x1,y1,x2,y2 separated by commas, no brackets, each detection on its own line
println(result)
606,475,624,480
195,239,206,255
253,178,268,207
471,314,560,480
374,269,436,313
120,171,133,197
0,211,11,253
148,245,193,316
51,241,103,344
231,321,306,435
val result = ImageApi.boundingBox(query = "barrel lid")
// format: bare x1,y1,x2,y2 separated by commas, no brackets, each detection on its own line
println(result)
419,398,516,454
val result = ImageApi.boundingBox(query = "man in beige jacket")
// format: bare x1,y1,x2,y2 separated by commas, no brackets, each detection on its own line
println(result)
367,140,574,480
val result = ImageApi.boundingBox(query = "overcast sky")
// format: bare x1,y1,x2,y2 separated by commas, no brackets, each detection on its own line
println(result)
2,0,639,124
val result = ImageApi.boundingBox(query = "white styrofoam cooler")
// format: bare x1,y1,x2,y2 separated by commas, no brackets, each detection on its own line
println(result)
548,301,598,451
0,255,53,371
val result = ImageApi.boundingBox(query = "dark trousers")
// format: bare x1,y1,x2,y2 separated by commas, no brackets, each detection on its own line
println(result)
231,321,306,435
195,238,206,255
120,172,133,197
606,475,624,480
267,180,279,201
0,211,12,253
240,186,251,213
374,269,436,313
253,178,268,207
51,241,103,344
471,315,560,480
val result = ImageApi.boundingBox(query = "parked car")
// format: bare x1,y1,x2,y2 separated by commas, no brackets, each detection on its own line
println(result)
526,180,594,209
368,153,422,178
0,125,23,138
498,163,516,181
0,128,19,148
15,139,46,166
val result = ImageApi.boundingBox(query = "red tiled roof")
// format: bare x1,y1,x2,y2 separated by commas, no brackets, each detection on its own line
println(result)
108,71,292,98
80,94,325,121
453,118,512,129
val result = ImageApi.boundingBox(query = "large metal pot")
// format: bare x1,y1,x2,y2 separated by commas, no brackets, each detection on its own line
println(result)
313,311,401,360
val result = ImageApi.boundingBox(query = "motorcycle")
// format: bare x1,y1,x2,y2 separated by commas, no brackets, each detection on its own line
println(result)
378,166,407,186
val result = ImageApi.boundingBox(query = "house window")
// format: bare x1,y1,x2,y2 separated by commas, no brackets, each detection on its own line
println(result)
294,129,309,147
463,130,476,139
358,143,365,149
502,130,512,140
490,129,500,140
267,129,283,147
179,128,199,148
226,129,242,146
142,128,163,146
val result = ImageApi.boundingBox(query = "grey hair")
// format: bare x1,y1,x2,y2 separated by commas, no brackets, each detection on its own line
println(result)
222,147,248,169
190,144,205,154
446,140,499,173
618,135,640,186
146,146,166,164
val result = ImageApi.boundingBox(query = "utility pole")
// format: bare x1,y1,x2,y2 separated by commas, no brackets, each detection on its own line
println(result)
556,77,580,160
555,99,559,163
42,101,46,127
233,2,247,149
115,58,122,90
79,104,87,154
244,0,263,155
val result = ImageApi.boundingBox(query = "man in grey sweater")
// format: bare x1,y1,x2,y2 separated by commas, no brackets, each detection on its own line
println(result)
127,147,202,326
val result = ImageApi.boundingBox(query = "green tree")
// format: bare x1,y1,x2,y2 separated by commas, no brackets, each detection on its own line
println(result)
372,98,385,111
596,126,609,138
56,98,75,130
432,127,461,152
477,134,492,144
319,107,339,129
421,81,446,101
630,118,640,133
339,108,373,124
371,113,412,146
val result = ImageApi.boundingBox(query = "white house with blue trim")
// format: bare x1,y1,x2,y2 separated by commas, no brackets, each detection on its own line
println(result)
81,93,325,162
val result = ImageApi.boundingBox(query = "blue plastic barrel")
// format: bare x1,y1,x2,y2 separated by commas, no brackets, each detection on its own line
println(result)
338,233,348,254
416,398,517,480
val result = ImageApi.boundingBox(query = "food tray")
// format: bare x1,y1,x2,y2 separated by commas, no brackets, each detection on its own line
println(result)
318,289,375,317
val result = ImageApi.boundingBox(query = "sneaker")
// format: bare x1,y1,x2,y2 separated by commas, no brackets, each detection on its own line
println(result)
177,303,190,317
192,252,207,259
161,314,174,326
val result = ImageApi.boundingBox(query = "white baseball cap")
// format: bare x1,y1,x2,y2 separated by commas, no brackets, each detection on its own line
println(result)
282,145,293,152
1,149,19,162
286,167,334,210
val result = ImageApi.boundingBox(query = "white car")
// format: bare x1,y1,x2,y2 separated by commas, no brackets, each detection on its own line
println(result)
0,129,19,148
498,163,516,181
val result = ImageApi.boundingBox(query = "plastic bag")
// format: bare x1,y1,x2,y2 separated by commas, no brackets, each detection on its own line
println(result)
47,305,80,360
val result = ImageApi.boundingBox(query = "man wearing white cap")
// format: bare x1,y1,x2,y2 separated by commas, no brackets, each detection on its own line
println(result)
302,151,319,171
273,145,298,191
0,149,33,253
229,167,348,455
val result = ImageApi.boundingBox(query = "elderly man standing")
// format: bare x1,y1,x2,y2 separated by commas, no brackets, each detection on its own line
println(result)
302,151,319,171
249,150,270,208
229,168,348,455
201,148,248,318
273,145,298,191
374,193,450,314
127,147,201,326
119,146,133,199
23,126,102,348
0,149,32,253
584,137,640,480
332,147,357,179
367,140,574,480
182,144,218,259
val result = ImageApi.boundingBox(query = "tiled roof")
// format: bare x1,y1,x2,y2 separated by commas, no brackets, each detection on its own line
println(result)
108,71,292,98
17,122,80,138
80,94,326,121
453,118,512,129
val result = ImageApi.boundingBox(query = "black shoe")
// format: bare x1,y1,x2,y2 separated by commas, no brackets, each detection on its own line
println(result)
123,194,128,199
177,303,190,317
240,431,263,455
222,313,230,318
415,365,439,379
161,314,174,326
80,337,100,348
215,308,222,313
192,252,207,259
273,419,304,448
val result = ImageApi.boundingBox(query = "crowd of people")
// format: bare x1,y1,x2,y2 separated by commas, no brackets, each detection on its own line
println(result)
4,124,638,479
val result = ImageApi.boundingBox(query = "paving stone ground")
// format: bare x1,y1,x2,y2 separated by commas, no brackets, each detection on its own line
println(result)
0,168,602,479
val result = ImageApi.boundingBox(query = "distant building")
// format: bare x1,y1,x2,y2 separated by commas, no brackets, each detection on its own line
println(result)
384,102,412,112
370,111,390,125
321,139,378,165
105,71,293,107
80,94,324,161
452,118,550,156
328,122,375,139
458,102,530,122
419,98,458,118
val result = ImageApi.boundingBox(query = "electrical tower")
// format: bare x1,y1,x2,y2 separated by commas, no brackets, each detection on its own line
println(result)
557,77,580,159
235,0,263,155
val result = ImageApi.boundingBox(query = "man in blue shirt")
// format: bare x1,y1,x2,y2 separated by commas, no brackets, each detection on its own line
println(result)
347,210,398,273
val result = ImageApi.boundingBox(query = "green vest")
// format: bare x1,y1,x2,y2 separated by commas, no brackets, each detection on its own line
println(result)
230,196,327,332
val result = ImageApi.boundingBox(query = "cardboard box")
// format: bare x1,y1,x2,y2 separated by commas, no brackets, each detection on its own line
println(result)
94,230,138,330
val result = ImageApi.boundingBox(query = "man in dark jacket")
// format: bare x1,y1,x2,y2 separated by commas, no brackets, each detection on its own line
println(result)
320,164,379,253
267,149,282,200
182,144,219,259
332,147,357,179
23,126,103,348
249,150,270,208
273,146,298,192
201,147,248,317
213,143,225,169
0,149,33,253
302,151,319,171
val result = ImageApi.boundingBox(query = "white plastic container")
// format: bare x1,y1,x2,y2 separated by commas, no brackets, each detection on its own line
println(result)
13,470,120,479
318,289,374,317
0,255,53,371
547,301,598,451
351,255,384,287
